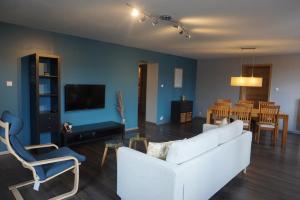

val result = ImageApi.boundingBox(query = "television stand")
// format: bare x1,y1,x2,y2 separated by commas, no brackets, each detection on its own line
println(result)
61,121,125,146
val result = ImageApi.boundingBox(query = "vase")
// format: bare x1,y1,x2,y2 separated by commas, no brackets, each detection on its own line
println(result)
121,118,126,124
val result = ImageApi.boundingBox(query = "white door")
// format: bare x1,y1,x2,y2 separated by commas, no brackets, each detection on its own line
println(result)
145,63,158,123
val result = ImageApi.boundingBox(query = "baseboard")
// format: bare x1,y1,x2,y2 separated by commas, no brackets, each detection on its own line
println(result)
0,151,9,155
288,130,300,134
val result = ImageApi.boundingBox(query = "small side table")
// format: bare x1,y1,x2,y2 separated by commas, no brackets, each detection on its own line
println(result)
101,139,123,167
129,133,148,151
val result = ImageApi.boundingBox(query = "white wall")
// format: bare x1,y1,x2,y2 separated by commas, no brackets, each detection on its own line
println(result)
196,54,300,133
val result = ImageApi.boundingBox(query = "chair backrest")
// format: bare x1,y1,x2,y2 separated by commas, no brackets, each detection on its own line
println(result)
259,101,275,110
235,103,254,109
232,106,252,122
0,111,45,181
216,99,231,104
214,101,231,107
212,105,230,120
259,105,280,124
238,99,254,105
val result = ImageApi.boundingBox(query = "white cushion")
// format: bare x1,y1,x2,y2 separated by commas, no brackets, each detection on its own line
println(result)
203,124,218,132
219,118,228,127
258,123,275,129
166,132,218,164
216,120,244,145
243,122,249,127
147,141,175,160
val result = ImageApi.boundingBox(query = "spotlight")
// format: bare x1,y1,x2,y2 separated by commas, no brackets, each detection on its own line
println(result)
185,34,191,39
131,8,140,17
152,19,159,26
138,15,147,23
177,25,184,34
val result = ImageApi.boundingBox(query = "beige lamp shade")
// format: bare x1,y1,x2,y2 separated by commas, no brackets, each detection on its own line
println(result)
230,76,263,87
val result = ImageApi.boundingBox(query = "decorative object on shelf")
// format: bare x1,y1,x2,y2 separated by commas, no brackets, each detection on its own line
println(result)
230,47,263,87
63,122,73,133
181,95,186,101
116,91,126,124
125,2,191,39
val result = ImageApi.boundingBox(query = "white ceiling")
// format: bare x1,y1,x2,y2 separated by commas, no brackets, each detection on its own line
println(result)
0,0,300,59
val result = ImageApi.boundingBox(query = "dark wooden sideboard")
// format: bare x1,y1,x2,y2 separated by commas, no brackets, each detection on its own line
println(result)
171,101,193,123
61,121,125,146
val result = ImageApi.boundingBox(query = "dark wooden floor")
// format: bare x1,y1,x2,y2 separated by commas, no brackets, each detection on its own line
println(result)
1,118,300,200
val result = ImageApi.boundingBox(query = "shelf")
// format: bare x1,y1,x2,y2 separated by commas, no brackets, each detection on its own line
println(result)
39,75,58,79
39,111,58,115
39,93,58,97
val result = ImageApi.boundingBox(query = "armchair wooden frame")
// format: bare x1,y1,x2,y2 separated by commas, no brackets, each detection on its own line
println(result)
0,120,80,200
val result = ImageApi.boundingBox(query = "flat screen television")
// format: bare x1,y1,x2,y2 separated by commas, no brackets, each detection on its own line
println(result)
65,84,105,111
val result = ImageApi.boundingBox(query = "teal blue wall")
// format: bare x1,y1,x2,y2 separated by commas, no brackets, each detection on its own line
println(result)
0,22,196,150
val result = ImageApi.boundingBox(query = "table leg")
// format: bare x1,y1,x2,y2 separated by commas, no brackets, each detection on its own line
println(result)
129,139,132,149
144,140,148,151
115,148,118,159
281,115,289,149
101,146,108,167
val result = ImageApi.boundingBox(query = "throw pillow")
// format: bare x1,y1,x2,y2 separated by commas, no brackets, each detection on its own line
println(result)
147,141,175,160
219,118,228,127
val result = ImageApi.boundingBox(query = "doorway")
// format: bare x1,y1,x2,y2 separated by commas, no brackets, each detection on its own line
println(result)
138,64,147,126
240,64,272,108
138,63,158,127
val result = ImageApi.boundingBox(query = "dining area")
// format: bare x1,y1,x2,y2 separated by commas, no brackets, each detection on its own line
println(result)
206,99,289,150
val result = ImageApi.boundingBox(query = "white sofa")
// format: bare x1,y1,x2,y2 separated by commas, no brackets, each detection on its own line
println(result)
117,120,252,200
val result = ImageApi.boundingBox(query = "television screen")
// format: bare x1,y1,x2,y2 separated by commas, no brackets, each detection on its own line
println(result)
65,84,105,111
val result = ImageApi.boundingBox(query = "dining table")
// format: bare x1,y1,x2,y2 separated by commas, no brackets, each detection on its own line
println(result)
206,107,289,149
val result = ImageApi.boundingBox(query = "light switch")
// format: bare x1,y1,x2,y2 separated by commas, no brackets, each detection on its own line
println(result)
275,88,279,92
6,81,13,87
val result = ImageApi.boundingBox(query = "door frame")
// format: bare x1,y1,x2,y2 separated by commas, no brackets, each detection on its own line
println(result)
239,64,273,100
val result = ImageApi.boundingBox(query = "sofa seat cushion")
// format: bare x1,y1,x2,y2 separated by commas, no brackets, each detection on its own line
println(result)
36,147,86,180
166,132,218,164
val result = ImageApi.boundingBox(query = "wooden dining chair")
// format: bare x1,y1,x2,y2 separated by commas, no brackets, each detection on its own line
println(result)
211,105,230,125
235,103,254,109
216,99,231,104
238,100,254,106
258,101,275,110
231,106,252,130
256,105,280,145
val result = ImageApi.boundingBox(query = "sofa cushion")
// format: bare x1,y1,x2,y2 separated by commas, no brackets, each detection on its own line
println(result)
166,132,218,164
147,141,176,160
216,120,243,145
202,124,218,132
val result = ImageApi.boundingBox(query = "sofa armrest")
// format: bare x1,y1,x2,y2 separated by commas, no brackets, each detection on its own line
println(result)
117,147,183,200
203,124,218,132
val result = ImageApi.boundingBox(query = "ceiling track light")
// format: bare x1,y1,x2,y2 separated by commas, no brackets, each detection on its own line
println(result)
125,2,191,39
